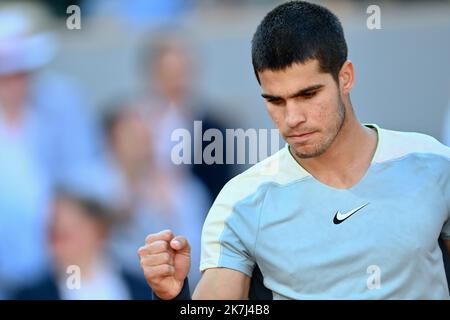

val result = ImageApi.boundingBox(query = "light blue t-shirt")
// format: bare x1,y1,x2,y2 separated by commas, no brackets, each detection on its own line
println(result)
200,125,450,299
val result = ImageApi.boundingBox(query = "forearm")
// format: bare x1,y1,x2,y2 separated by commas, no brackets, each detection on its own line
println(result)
192,268,250,300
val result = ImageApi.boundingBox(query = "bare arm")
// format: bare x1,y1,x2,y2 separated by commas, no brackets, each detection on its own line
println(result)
193,268,251,300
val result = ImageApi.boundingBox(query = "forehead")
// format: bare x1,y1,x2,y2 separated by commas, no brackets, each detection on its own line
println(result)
258,60,332,95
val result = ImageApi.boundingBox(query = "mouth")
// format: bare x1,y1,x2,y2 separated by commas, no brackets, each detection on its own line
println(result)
286,131,317,143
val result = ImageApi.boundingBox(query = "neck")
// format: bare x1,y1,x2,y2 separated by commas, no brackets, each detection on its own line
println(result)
294,111,378,189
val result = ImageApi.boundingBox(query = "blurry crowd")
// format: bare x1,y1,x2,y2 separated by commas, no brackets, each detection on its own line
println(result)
0,2,235,299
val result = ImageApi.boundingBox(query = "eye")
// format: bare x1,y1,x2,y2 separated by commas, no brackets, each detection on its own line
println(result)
302,91,317,99
267,98,284,106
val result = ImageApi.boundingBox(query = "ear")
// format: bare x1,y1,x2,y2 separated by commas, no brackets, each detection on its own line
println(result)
338,60,355,95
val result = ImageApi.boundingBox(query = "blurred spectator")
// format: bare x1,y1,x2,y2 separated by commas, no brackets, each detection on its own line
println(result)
14,187,152,300
103,104,207,291
0,110,51,298
138,32,235,204
0,4,100,298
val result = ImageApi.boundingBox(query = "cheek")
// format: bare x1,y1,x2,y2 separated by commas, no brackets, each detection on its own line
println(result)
311,95,340,129
266,105,283,126
302,102,327,129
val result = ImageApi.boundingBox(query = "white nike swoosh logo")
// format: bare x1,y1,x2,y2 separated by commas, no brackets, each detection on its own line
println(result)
333,202,370,224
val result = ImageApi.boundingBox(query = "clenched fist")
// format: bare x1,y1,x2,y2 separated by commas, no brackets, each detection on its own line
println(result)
137,229,191,300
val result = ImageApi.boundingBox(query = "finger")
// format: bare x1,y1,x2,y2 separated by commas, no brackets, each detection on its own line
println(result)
137,244,161,257
140,252,173,267
143,264,175,279
148,240,173,254
137,245,148,257
145,229,174,245
170,236,191,254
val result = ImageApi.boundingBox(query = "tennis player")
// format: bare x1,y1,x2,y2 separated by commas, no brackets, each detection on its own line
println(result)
138,1,450,299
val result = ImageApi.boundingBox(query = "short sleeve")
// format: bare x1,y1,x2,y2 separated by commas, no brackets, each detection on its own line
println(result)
200,176,267,277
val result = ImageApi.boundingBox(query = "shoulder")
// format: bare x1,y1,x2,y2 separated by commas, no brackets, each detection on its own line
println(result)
376,127,450,163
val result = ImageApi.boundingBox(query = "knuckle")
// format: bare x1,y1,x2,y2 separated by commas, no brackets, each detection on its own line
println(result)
152,240,168,251
145,233,155,244
148,241,158,251
164,230,173,238
137,246,146,256
155,241,169,252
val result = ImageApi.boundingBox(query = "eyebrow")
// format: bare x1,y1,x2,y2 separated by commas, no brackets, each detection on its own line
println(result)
261,84,324,100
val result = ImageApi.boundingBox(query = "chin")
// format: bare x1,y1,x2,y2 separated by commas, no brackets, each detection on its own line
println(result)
292,143,328,159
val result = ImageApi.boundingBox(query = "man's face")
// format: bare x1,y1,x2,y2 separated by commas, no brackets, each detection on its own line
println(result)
259,59,345,159
49,197,105,269
151,44,192,100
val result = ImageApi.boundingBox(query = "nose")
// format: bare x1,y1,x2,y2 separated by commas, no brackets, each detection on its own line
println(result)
285,100,306,129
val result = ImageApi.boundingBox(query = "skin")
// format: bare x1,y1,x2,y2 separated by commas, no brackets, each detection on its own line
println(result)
138,59,450,299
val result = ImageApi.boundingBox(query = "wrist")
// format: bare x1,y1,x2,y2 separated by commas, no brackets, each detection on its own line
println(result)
152,278,191,300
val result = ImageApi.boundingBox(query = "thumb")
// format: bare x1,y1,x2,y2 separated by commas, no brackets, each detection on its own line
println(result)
170,236,191,282
170,236,191,255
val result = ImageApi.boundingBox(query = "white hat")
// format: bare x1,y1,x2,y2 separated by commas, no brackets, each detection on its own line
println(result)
0,7,56,75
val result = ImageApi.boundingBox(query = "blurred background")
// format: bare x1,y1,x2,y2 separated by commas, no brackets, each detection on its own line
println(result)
0,0,449,299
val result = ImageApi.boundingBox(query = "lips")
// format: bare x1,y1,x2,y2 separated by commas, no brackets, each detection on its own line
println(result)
286,131,317,143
